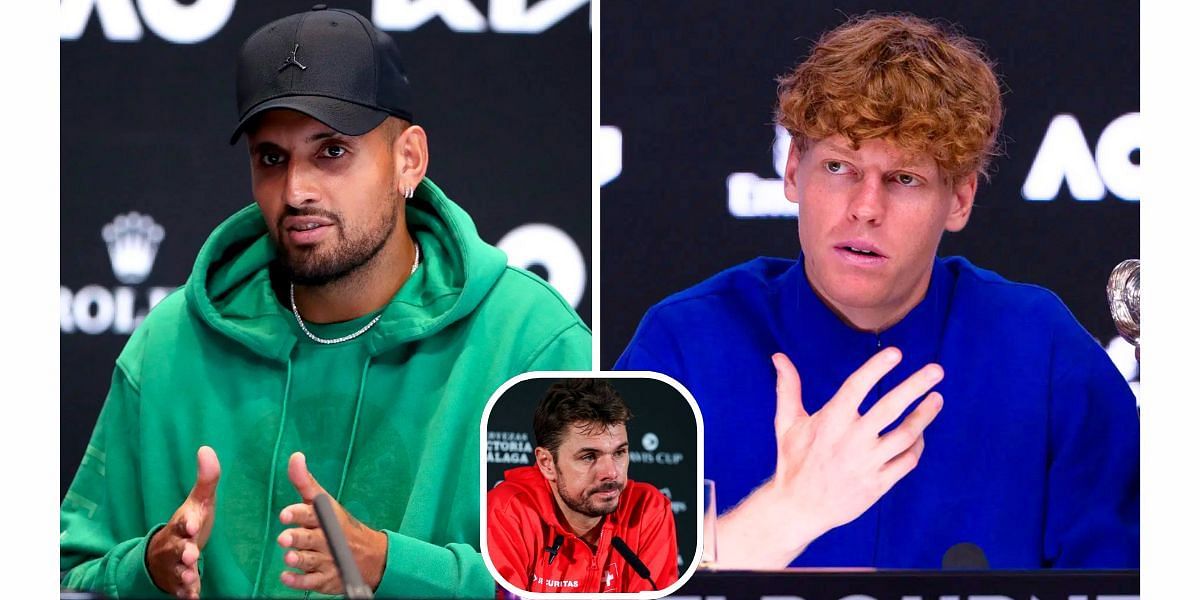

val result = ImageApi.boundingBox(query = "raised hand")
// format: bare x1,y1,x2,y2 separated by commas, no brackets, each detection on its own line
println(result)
716,348,944,568
147,446,221,599
277,452,388,595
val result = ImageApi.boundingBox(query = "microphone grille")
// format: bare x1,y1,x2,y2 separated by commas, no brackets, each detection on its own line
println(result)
942,542,990,570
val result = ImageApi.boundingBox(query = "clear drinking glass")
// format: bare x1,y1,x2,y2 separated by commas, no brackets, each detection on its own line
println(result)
699,479,717,569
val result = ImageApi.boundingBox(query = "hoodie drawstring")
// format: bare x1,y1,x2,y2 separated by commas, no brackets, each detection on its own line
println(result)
251,360,294,597
334,357,371,502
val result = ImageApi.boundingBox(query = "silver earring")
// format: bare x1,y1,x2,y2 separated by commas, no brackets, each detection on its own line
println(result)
403,185,414,199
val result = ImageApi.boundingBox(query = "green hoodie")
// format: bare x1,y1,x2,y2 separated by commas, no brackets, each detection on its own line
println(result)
60,179,591,598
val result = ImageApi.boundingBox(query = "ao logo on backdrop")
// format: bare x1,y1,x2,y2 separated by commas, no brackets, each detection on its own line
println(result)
1022,113,1139,202
373,0,588,33
597,126,623,186
60,0,588,43
61,213,586,335
497,224,587,309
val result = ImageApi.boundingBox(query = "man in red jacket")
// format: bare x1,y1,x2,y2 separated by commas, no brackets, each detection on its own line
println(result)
486,379,679,593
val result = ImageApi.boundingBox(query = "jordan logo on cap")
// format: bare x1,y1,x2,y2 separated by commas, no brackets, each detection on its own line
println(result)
278,43,307,72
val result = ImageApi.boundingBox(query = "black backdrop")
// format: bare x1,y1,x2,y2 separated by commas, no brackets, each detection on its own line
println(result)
485,376,700,577
599,1,1141,388
60,0,590,496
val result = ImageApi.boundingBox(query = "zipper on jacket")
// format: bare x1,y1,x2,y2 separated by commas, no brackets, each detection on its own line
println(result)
590,524,614,592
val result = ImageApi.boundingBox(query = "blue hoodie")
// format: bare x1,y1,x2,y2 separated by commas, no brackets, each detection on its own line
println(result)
616,255,1138,568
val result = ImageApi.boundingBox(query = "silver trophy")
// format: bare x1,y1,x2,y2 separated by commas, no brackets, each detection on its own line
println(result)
1107,259,1140,360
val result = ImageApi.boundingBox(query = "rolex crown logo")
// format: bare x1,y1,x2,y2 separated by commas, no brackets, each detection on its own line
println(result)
102,212,165,285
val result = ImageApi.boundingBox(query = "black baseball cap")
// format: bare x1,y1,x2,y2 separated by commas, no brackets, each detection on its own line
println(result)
229,5,413,144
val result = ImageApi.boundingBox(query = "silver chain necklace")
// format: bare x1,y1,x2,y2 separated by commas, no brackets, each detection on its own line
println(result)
290,241,420,345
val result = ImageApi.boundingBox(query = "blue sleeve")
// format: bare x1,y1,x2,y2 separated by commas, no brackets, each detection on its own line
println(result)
1043,310,1140,568
613,306,685,380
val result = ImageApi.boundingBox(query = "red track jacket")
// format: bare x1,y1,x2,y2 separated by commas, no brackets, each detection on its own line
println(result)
487,466,679,594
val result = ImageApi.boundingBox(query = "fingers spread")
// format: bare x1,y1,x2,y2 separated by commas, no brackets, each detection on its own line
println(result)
879,433,926,490
772,353,807,436
875,392,943,462
279,503,320,528
862,363,944,434
831,347,902,413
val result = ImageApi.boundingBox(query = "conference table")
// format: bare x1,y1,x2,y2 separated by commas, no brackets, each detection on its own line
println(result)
63,569,1140,599
670,569,1138,600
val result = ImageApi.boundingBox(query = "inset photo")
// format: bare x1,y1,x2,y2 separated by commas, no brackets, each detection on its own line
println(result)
482,374,702,597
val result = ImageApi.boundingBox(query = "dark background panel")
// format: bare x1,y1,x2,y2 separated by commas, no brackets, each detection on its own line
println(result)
600,1,1140,370
61,0,590,495
486,376,699,576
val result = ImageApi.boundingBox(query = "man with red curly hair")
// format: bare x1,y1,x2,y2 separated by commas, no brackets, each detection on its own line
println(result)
617,14,1138,569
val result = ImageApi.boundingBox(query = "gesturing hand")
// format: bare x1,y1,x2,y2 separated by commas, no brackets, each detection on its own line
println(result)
147,446,221,599
277,452,388,595
771,347,943,530
717,347,944,568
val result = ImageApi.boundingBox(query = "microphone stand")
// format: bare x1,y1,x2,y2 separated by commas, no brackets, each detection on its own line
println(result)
314,494,375,600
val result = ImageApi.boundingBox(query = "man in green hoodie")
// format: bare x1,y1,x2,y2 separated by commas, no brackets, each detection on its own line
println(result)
59,7,591,599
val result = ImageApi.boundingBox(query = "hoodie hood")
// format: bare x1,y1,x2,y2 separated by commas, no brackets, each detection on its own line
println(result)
184,177,508,362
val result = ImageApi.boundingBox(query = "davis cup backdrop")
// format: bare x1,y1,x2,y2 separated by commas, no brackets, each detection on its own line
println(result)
600,1,1140,394
60,0,590,495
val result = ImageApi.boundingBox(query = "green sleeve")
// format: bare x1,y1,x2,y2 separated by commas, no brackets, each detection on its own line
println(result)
60,365,168,599
372,323,589,599
523,322,593,372
374,532,494,599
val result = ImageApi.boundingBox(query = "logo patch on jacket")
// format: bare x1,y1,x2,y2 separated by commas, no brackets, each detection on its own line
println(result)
603,562,618,592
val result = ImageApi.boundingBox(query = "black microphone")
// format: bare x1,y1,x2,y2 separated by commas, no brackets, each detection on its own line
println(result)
941,542,990,570
313,494,374,600
611,536,657,591
545,534,564,565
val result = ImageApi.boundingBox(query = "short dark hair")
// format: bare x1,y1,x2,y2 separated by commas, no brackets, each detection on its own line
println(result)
533,379,632,457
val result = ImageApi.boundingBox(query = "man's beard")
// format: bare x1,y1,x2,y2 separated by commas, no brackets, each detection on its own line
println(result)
556,477,625,518
275,194,400,286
